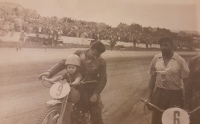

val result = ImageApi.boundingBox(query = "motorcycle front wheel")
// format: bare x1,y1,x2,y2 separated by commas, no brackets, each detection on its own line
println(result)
36,105,61,124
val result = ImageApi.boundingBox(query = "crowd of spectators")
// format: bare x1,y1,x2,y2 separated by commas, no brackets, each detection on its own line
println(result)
0,2,197,49
0,3,138,42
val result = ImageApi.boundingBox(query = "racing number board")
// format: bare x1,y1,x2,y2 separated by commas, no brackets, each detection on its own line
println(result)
162,108,190,124
50,82,70,99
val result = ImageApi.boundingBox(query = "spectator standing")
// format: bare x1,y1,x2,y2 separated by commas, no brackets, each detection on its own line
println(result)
109,35,116,51
52,28,59,46
38,26,42,34
10,22,15,37
133,39,137,47
42,37,48,52
36,32,39,42
16,30,26,51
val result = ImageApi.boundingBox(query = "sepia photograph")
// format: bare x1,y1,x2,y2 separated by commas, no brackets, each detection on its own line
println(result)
0,0,200,124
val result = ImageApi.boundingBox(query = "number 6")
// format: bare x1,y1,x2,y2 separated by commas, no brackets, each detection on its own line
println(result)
174,110,180,124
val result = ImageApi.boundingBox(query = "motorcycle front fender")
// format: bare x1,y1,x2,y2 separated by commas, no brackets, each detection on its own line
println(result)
45,100,62,106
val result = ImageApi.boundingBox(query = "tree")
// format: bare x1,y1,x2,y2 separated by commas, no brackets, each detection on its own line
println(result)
117,22,129,31
184,36,193,50
127,23,143,47
156,28,171,36
142,27,152,49
143,27,151,34
129,23,142,33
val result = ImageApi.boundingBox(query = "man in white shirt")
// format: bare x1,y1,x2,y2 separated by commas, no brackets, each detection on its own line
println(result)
148,37,190,124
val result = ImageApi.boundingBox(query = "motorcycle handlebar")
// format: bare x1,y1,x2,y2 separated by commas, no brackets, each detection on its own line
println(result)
80,80,97,84
41,79,97,86
188,106,200,115
140,98,200,115
140,98,165,113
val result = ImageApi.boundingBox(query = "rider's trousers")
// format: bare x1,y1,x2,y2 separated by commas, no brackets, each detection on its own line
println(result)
79,89,104,124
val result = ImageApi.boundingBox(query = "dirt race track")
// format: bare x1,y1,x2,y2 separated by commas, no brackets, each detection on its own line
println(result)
0,48,199,124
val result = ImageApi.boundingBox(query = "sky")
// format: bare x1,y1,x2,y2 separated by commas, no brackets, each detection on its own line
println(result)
1,0,200,32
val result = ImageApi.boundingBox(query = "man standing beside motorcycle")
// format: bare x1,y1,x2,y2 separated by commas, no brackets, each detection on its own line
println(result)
39,41,107,124
147,37,190,124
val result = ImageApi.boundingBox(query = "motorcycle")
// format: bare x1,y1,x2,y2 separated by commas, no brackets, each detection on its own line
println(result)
36,79,97,124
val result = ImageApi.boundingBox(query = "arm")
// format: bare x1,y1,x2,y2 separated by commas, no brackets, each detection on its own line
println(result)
45,76,64,84
47,59,66,78
148,75,156,102
71,72,82,85
148,55,158,101
93,58,107,95
39,59,66,80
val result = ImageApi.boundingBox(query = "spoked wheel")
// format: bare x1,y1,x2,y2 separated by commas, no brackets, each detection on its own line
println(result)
36,105,61,124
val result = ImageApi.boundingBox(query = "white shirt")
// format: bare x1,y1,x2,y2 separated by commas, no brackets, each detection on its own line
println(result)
149,53,190,90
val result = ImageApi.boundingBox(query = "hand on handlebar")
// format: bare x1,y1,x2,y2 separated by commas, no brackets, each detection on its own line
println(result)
146,102,154,111
141,98,153,111
141,98,165,112
39,72,51,80
42,78,54,84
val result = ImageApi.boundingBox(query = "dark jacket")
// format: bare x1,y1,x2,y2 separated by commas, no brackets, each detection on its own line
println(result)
185,54,200,110
47,49,107,95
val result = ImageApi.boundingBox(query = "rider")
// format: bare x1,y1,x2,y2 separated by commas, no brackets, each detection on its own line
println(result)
39,41,107,124
43,54,82,85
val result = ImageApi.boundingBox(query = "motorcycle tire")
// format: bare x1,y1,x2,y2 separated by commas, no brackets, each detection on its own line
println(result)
35,105,61,124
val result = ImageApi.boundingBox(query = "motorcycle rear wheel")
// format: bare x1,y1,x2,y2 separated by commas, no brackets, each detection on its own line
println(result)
36,105,61,124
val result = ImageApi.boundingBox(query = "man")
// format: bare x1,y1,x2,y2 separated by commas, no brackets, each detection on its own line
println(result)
185,54,200,124
148,37,190,124
42,36,48,52
16,30,26,51
52,28,59,46
10,22,15,37
39,41,107,124
109,36,116,51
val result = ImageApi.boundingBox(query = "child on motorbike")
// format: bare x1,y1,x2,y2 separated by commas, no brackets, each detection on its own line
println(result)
43,54,92,123
43,54,85,123
44,54,82,85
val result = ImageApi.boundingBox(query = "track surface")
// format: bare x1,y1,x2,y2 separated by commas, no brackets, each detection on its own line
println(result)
0,48,198,124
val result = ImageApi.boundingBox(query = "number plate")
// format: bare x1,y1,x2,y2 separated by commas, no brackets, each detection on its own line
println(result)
162,108,189,124
50,82,70,99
